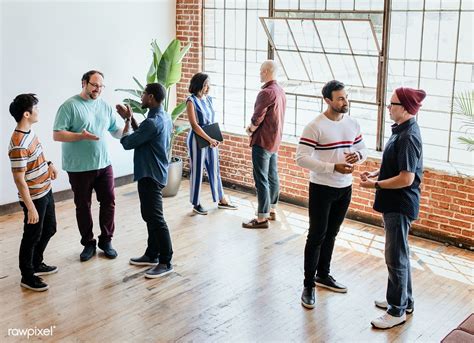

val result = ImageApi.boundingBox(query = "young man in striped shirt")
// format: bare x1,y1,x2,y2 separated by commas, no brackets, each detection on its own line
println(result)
8,94,58,291
296,80,367,309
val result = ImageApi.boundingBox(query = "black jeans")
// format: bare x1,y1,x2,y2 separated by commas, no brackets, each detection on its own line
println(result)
137,178,173,265
303,183,352,287
19,190,57,278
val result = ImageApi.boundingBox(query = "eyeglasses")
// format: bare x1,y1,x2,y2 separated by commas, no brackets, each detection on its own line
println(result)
387,102,403,108
88,82,106,89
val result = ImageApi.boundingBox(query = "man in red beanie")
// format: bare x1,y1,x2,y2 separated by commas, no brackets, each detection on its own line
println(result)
359,87,426,329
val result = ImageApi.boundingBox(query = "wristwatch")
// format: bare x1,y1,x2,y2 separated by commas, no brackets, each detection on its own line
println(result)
375,182,382,190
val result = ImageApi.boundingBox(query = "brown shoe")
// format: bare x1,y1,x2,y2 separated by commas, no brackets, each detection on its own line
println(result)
242,218,269,229
269,212,276,221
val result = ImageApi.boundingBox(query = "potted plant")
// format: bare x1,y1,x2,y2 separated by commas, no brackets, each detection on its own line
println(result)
116,39,191,197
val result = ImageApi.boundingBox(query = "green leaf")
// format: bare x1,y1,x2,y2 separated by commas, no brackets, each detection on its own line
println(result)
146,51,157,84
174,124,190,136
133,77,145,91
176,43,192,63
124,98,147,116
115,88,142,98
171,102,187,122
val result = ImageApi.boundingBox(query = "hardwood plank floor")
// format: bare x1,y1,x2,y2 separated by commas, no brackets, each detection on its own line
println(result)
0,180,473,342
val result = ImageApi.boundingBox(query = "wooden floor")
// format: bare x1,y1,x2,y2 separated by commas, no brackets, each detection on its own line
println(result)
0,180,473,342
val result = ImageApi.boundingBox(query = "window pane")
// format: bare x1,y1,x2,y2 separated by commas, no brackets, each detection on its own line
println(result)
349,103,378,150
457,12,474,63
263,19,296,50
300,52,334,82
225,10,246,50
425,0,460,10
422,12,458,62
419,62,454,113
287,20,323,53
389,12,422,60
277,50,310,81
315,20,351,54
343,20,379,56
300,0,326,10
355,0,384,10
326,0,354,10
392,0,423,10
329,54,363,87
355,56,378,88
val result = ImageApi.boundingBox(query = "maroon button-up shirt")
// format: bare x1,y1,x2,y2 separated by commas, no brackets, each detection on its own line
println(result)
250,80,286,153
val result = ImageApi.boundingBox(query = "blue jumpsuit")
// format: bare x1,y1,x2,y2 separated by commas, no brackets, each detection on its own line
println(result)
186,95,224,206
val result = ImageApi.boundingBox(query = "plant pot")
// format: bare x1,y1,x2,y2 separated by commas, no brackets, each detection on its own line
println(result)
162,156,183,197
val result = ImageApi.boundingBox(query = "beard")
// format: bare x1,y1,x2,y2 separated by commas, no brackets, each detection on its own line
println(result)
332,105,349,113
88,91,99,99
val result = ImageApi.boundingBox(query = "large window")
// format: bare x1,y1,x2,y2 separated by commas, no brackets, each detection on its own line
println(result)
203,0,473,169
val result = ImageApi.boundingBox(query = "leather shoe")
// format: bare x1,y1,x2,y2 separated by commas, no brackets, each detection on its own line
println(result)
80,244,96,262
301,287,315,309
98,241,118,259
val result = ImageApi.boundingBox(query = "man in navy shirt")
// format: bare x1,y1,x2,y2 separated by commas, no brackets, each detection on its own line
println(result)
117,83,174,278
360,87,426,329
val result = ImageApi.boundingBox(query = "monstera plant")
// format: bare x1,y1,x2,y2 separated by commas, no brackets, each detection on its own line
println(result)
116,39,191,196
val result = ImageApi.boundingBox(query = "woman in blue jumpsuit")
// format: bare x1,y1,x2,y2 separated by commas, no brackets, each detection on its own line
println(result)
186,73,237,215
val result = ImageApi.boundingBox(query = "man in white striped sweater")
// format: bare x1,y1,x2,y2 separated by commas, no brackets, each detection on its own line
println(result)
296,80,367,309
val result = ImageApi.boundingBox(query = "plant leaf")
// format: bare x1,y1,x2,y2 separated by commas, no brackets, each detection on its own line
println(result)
133,77,145,91
174,124,190,136
171,102,187,122
124,98,147,116
176,42,192,63
115,88,142,98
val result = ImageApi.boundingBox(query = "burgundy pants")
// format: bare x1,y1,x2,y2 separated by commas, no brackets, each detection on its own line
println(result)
68,165,115,246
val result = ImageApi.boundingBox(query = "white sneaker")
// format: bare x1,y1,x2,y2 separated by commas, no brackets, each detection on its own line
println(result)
371,312,406,329
374,299,413,314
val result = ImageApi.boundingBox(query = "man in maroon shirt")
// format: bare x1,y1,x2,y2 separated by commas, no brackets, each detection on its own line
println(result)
242,60,286,229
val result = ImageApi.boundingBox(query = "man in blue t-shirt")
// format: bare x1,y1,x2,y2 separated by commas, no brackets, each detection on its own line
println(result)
117,83,174,279
53,70,123,262
360,87,426,329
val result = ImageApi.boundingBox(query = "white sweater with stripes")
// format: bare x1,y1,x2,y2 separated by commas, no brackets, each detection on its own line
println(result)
296,113,368,188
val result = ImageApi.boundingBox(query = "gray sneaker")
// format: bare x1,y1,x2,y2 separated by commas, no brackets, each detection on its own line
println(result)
144,263,174,279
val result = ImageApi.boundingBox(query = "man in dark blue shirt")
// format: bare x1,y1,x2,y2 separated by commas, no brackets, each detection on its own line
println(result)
360,87,426,329
117,83,174,278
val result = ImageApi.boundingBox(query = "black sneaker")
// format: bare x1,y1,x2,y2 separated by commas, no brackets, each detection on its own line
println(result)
20,275,49,292
145,263,174,278
193,204,208,215
34,263,58,276
301,287,315,309
314,275,347,293
80,244,97,262
98,241,118,259
130,255,159,266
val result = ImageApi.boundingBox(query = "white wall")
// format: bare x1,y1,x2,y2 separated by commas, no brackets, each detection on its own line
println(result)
0,0,176,205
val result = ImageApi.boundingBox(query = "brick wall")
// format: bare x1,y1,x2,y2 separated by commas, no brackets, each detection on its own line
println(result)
176,0,202,104
175,0,474,248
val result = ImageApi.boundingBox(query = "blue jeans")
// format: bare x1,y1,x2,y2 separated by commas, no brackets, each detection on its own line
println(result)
383,212,414,317
252,145,279,220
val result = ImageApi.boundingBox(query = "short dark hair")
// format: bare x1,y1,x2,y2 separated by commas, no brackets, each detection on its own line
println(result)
9,94,39,123
322,80,345,100
81,70,104,83
188,73,209,96
145,83,166,104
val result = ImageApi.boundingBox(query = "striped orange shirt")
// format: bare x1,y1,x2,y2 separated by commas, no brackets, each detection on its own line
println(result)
8,130,51,201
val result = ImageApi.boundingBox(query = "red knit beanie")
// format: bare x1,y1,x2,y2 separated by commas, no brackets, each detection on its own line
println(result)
395,87,426,115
